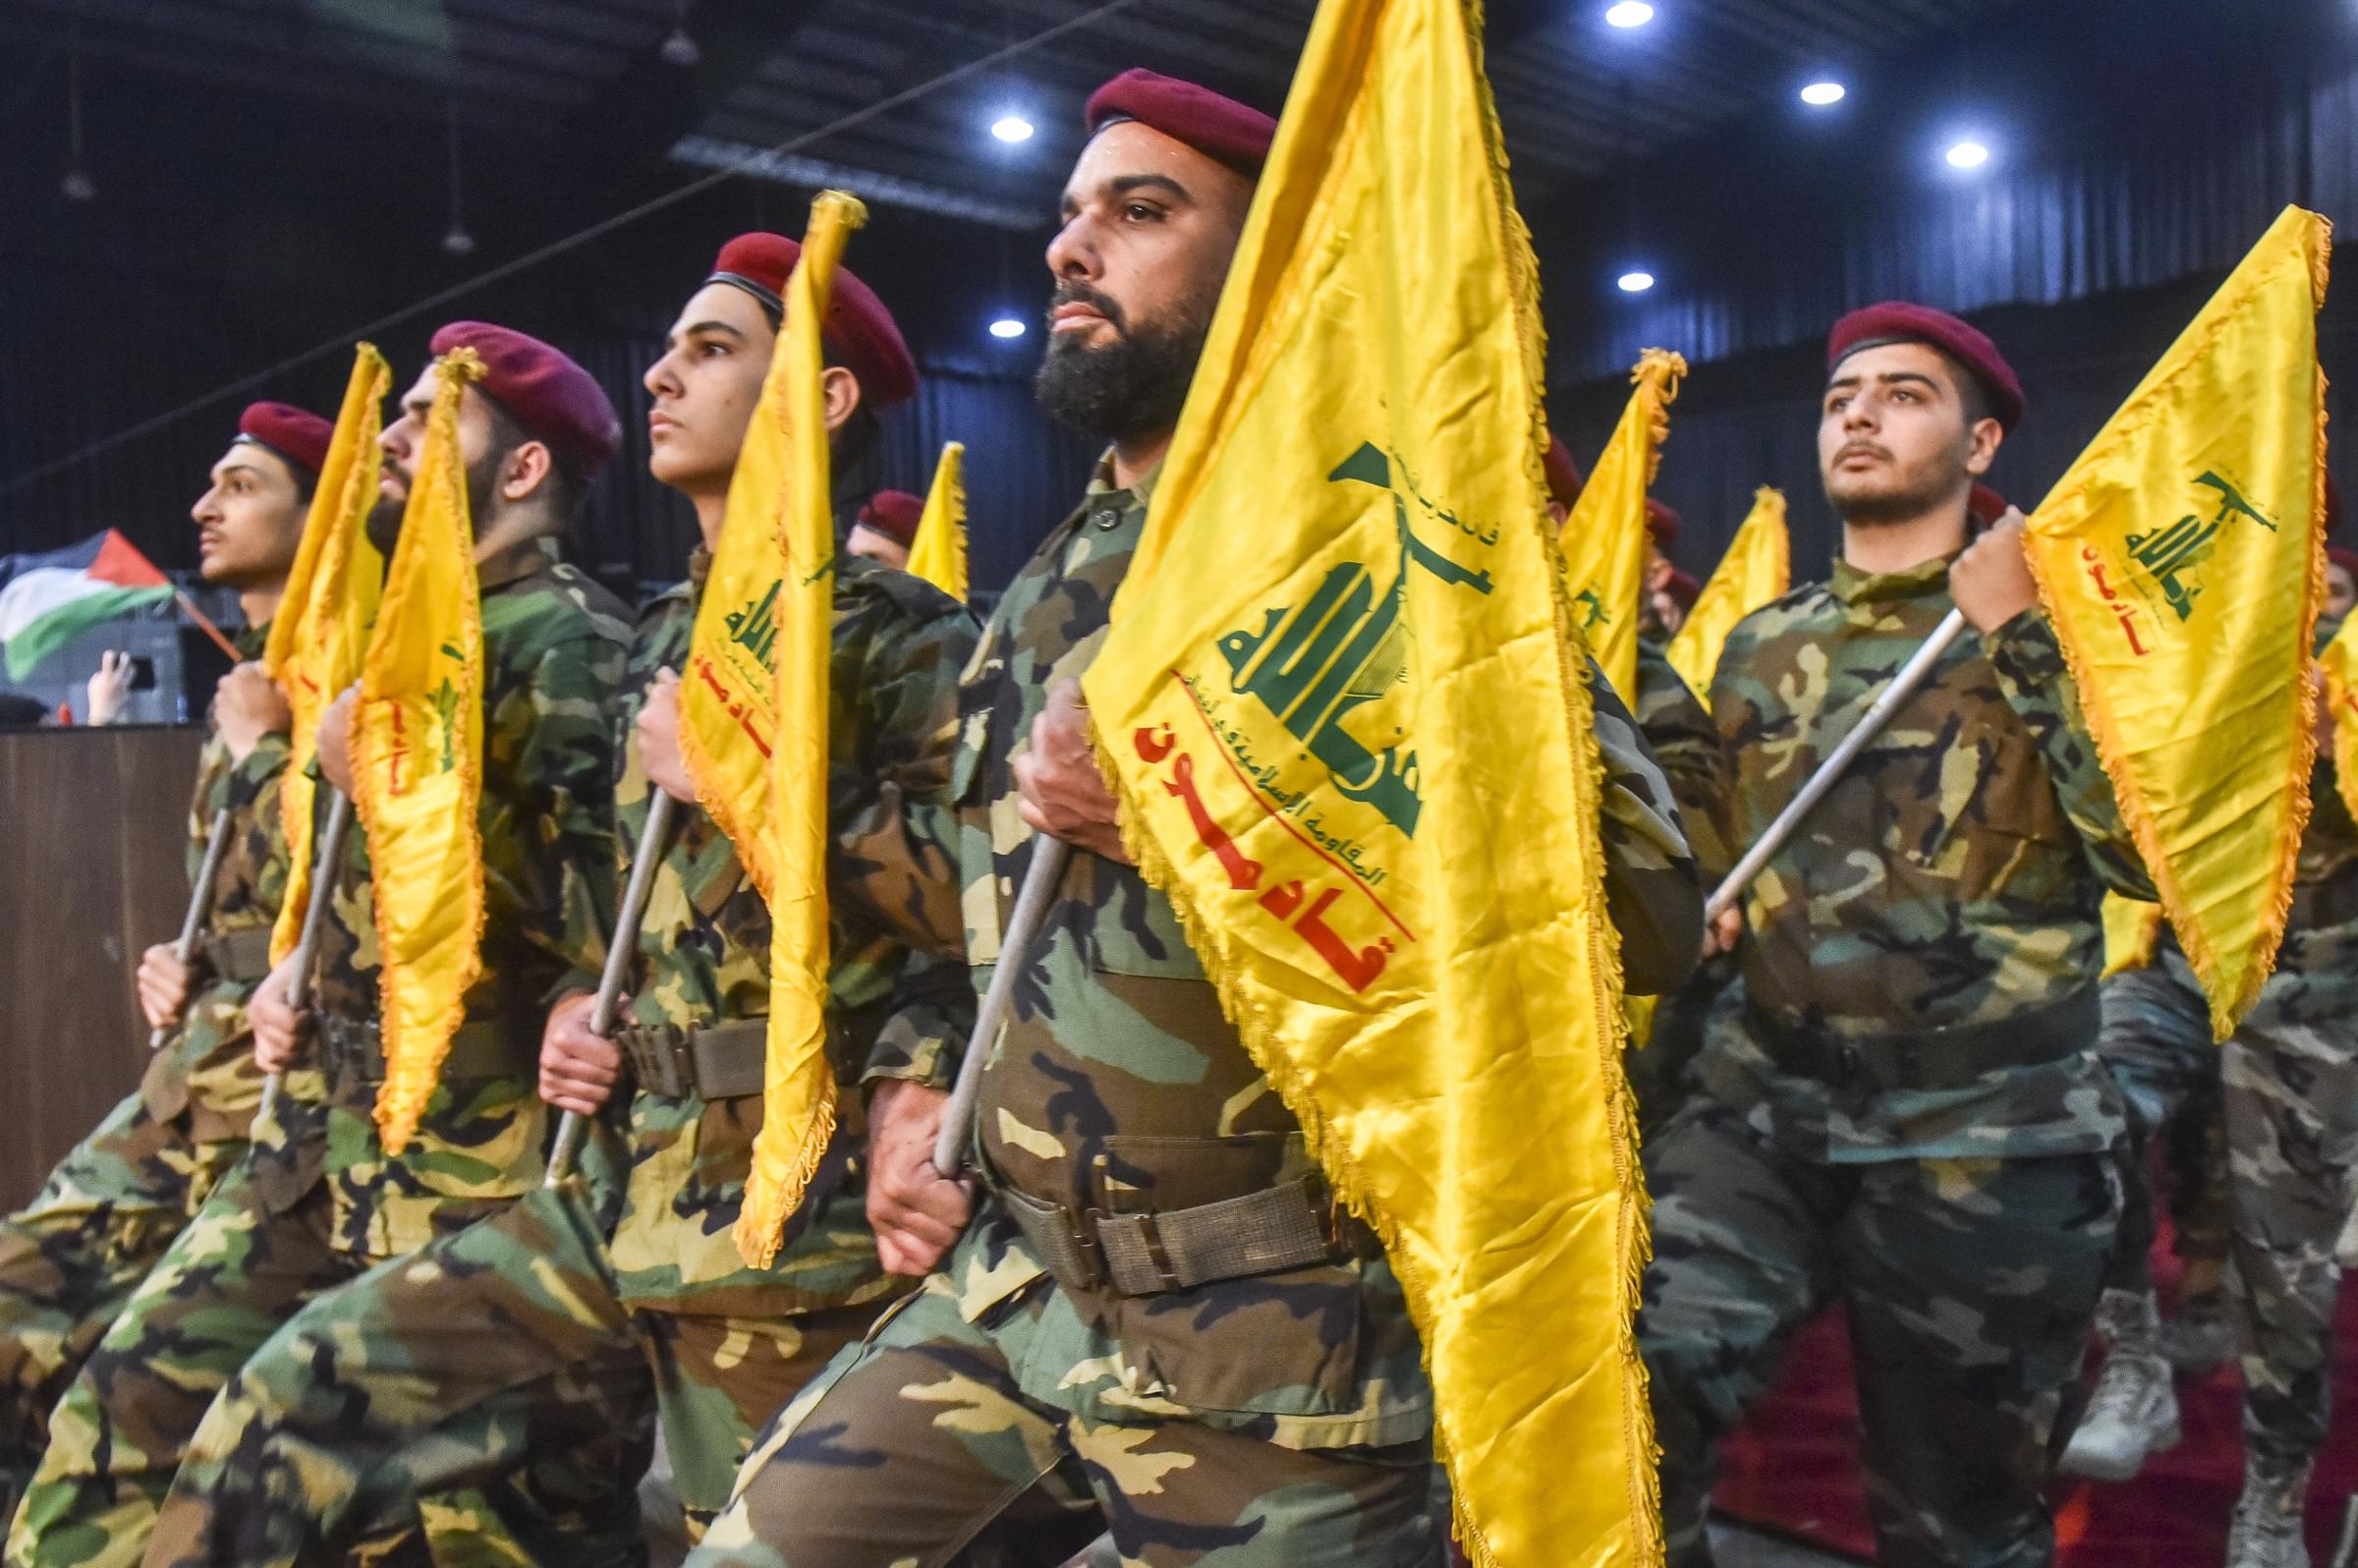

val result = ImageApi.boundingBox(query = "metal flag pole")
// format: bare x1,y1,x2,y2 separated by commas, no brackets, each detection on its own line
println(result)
150,808,235,1049
1703,608,1969,923
256,788,354,1129
543,792,677,1187
932,837,1070,1177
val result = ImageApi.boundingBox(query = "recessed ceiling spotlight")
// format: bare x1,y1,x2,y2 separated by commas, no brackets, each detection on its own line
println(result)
989,315,1028,339
1617,269,1656,294
990,114,1036,143
1800,81,1846,107
1604,2,1655,28
1945,138,1992,169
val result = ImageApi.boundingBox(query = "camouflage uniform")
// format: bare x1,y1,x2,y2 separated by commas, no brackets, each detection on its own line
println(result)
684,458,1703,1568
0,624,285,1507
1639,554,2150,1568
139,547,1027,1565
2096,769,2358,1472
1625,637,1731,1130
6,545,637,1568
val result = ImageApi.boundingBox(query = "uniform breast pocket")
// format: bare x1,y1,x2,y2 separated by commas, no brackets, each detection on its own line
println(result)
1936,713,2074,888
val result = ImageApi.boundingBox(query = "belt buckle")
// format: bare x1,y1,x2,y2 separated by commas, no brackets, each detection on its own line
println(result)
1123,1207,1184,1295
1070,1205,1114,1293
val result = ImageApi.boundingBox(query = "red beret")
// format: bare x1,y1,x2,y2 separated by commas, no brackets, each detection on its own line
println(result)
1543,435,1584,511
2328,545,2358,578
428,321,621,476
1663,566,1702,611
2328,475,2343,538
1085,69,1276,178
1967,482,2012,528
857,489,924,548
1645,497,1681,550
1827,302,2025,432
235,401,334,476
706,234,919,410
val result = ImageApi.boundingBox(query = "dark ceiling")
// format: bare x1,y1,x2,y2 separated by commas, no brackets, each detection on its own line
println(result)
0,0,2030,234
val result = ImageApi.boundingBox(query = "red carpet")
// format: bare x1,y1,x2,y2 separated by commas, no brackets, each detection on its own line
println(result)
1713,1243,2358,1564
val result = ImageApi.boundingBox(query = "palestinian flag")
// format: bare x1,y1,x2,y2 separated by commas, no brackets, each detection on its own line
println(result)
0,532,175,680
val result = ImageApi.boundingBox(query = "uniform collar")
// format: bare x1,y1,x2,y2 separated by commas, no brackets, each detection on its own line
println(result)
1085,446,1162,511
479,535,560,595
1828,549,1957,607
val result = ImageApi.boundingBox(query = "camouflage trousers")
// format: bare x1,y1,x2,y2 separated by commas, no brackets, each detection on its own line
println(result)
0,1090,245,1507
2093,962,2230,1300
1638,1100,2118,1568
686,1210,1439,1568
4,1152,646,1568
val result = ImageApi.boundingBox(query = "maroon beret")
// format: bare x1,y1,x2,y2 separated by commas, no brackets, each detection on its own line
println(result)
1543,435,1584,511
428,321,621,476
2328,545,2358,578
1645,497,1681,550
706,233,919,410
857,489,925,548
1827,302,2025,432
1085,69,1276,178
1663,566,1702,611
1967,482,2012,529
2328,475,2344,538
235,401,334,476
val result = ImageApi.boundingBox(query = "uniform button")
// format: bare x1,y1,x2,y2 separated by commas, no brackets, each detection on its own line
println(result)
1093,509,1122,530
1832,1044,1862,1085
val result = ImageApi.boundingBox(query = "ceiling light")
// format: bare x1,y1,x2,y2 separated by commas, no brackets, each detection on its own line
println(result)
989,316,1028,339
660,0,700,66
990,114,1036,143
1604,1,1655,27
1945,138,1992,169
1800,81,1846,107
1617,269,1656,294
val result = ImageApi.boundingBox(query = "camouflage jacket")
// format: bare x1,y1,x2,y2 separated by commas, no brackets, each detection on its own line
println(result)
309,541,631,1260
1633,634,1727,876
602,548,977,1317
1696,552,2150,1162
143,622,290,1142
927,458,1700,1449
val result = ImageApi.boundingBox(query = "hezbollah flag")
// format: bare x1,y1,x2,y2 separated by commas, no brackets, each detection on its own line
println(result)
265,344,390,966
2023,204,2330,1036
678,192,862,1267
1082,2,1656,1562
350,348,486,1153
1561,348,1684,700
907,440,970,601
1666,485,1788,704
2101,894,2165,978
2322,618,2358,821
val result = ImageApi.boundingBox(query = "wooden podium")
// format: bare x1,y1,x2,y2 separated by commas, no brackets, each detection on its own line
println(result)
0,724,206,1208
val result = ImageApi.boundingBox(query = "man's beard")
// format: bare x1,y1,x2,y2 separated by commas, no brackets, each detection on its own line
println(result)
1825,445,1972,529
364,450,501,554
1034,282,1215,441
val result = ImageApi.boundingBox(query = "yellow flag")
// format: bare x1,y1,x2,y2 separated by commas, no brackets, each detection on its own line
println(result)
2022,204,2330,1036
2101,894,2165,978
2321,618,2358,823
265,344,389,967
1081,2,1655,1561
677,192,864,1268
907,440,970,601
1561,348,1684,700
1666,485,1788,705
351,348,487,1154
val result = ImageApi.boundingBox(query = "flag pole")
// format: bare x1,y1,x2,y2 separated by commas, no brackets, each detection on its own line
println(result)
1705,608,1969,922
256,788,354,1129
932,836,1070,1177
150,808,235,1049
543,792,676,1187
173,590,243,663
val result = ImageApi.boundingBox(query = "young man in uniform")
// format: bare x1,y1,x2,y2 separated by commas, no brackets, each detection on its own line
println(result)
6,326,637,1568
847,488,922,570
0,402,323,1511
682,70,1703,1568
139,239,1095,1565
1639,304,2152,1568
